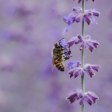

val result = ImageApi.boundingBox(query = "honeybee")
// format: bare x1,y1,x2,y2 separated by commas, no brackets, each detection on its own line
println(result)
52,39,72,71
52,42,64,71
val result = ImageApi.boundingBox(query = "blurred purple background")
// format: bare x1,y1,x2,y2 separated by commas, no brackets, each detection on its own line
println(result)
0,0,111,112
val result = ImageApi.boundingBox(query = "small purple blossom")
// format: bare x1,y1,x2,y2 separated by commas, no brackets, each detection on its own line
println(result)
67,61,81,78
68,64,85,78
63,7,100,28
73,0,94,3
68,63,99,78
59,38,70,55
80,91,99,106
63,7,82,26
84,9,100,25
67,90,82,103
59,38,68,48
58,38,72,60
67,61,81,70
64,13,76,26
67,35,99,52
84,64,100,77
67,90,99,106
67,35,82,47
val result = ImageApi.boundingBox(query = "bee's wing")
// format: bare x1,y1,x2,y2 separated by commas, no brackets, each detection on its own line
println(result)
51,57,55,73
51,47,55,72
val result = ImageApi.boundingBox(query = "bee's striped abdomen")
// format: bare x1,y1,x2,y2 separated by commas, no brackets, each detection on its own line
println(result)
53,56,64,71
55,63,64,71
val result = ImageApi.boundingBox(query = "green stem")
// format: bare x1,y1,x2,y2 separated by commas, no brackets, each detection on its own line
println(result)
81,0,85,112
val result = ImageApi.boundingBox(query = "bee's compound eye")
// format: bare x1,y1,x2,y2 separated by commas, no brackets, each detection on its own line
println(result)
55,43,58,47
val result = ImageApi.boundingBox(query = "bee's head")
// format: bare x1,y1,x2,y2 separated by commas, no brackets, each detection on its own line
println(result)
54,43,59,48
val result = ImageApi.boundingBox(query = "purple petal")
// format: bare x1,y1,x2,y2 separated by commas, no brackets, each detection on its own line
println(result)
75,16,81,23
84,15,91,25
80,97,84,106
78,0,82,3
93,11,100,17
88,69,95,77
84,95,93,105
68,70,74,78
86,91,99,104
92,41,99,48
67,37,76,47
67,93,78,103
88,44,94,52
74,70,80,78
91,65,99,72
77,35,83,41
63,16,75,25
80,42,87,49
76,61,81,67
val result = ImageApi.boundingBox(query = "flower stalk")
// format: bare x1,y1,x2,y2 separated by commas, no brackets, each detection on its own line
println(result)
81,0,85,112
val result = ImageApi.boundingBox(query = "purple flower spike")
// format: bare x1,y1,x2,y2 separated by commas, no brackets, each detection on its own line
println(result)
84,64,100,77
67,90,82,104
80,91,99,106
